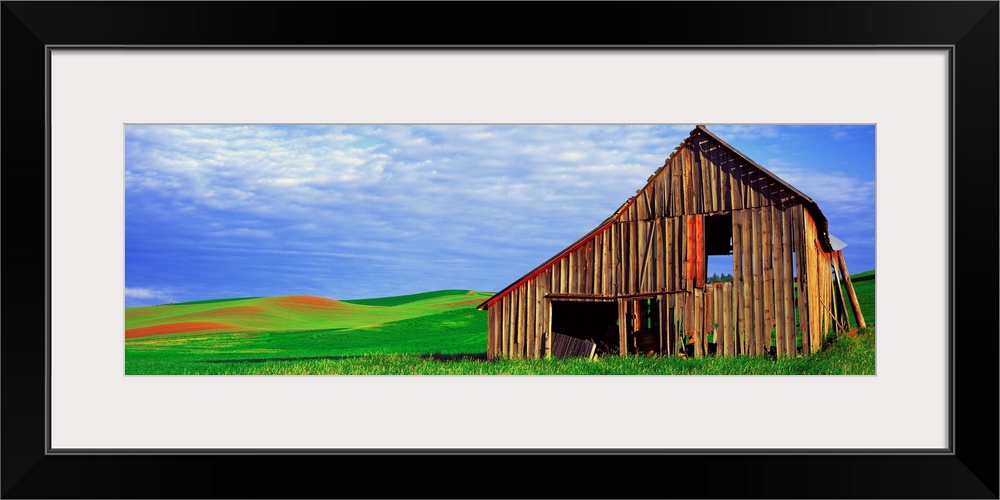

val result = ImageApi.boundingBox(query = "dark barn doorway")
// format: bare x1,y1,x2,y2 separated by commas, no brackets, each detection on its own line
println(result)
625,297,661,355
550,300,618,355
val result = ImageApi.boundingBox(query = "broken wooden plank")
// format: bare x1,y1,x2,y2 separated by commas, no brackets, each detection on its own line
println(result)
836,250,867,329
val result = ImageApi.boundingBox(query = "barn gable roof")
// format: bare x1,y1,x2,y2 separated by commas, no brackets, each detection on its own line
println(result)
477,125,834,311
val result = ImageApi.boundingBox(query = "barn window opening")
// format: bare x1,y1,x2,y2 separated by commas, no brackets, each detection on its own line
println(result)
705,213,734,284
550,301,618,355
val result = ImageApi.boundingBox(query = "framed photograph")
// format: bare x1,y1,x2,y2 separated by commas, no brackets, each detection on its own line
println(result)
3,2,996,498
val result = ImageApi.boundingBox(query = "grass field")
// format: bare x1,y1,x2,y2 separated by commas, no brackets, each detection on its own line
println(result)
125,273,875,375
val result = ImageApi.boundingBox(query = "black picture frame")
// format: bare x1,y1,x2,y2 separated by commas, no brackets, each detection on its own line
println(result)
3,2,997,498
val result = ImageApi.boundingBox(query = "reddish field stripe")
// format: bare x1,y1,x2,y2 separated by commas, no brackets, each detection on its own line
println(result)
125,321,240,339
266,295,348,309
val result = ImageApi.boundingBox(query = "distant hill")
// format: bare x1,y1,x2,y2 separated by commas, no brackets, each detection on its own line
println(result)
343,289,491,307
125,290,494,339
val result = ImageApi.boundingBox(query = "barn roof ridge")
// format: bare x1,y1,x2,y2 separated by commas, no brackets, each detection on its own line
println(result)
477,125,834,311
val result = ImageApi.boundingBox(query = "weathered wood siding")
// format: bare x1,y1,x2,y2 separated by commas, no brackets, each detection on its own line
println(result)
485,128,847,360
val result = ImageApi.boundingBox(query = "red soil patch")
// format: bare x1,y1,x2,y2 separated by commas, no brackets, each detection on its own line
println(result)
125,321,240,339
267,295,348,310
429,298,485,309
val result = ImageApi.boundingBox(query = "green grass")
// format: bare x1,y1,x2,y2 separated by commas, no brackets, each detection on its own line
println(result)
125,272,875,375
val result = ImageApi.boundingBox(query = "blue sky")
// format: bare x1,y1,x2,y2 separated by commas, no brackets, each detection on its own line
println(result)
124,124,875,307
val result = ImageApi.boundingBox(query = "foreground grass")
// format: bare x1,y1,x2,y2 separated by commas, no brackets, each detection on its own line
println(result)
127,326,874,375
126,308,488,374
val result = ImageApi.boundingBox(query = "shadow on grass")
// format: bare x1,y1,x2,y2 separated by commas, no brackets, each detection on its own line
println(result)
201,352,488,364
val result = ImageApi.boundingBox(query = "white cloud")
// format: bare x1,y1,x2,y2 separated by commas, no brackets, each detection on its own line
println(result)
124,287,166,299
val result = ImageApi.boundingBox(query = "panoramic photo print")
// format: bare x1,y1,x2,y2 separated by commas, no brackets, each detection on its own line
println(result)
124,124,875,375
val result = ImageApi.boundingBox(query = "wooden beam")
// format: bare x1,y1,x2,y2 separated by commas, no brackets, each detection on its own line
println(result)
836,250,867,329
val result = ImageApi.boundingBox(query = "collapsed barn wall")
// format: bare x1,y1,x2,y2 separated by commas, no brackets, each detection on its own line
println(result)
483,127,863,360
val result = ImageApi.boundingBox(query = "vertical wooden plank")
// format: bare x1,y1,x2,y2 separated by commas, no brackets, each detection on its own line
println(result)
805,212,821,353
831,250,847,329
793,205,810,355
629,217,636,293
545,298,553,358
654,218,664,292
823,251,830,336
826,253,833,334
618,300,628,356
671,156,682,217
486,306,494,360
837,251,867,329
675,294,685,356
517,289,526,359
693,288,704,357
723,282,733,356
702,152,717,213
579,246,588,296
758,207,769,354
715,283,724,353
601,229,611,295
506,295,514,358
512,288,521,358
663,295,673,356
664,218,673,290
741,208,754,355
683,148,694,215
637,220,648,292
717,147,730,212
762,191,775,355
502,295,511,358
706,285,715,354
691,149,711,214
731,157,743,210
782,206,797,356
620,222,628,295
731,211,744,354
662,159,672,217
592,234,601,296
498,301,506,359
772,205,786,358
686,216,695,290
747,207,759,355
649,221,658,292
585,242,595,295
820,251,830,335
572,249,580,296
525,281,535,359
671,294,680,356
551,256,560,294
675,216,683,291
695,215,706,288
536,276,547,358
560,254,570,295
486,306,495,360
609,222,618,296
496,301,504,359
637,186,647,222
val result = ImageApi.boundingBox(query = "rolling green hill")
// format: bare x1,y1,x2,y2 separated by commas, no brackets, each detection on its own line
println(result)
125,290,493,374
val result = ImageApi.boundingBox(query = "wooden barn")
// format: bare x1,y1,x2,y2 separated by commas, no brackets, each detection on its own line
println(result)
477,125,866,360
